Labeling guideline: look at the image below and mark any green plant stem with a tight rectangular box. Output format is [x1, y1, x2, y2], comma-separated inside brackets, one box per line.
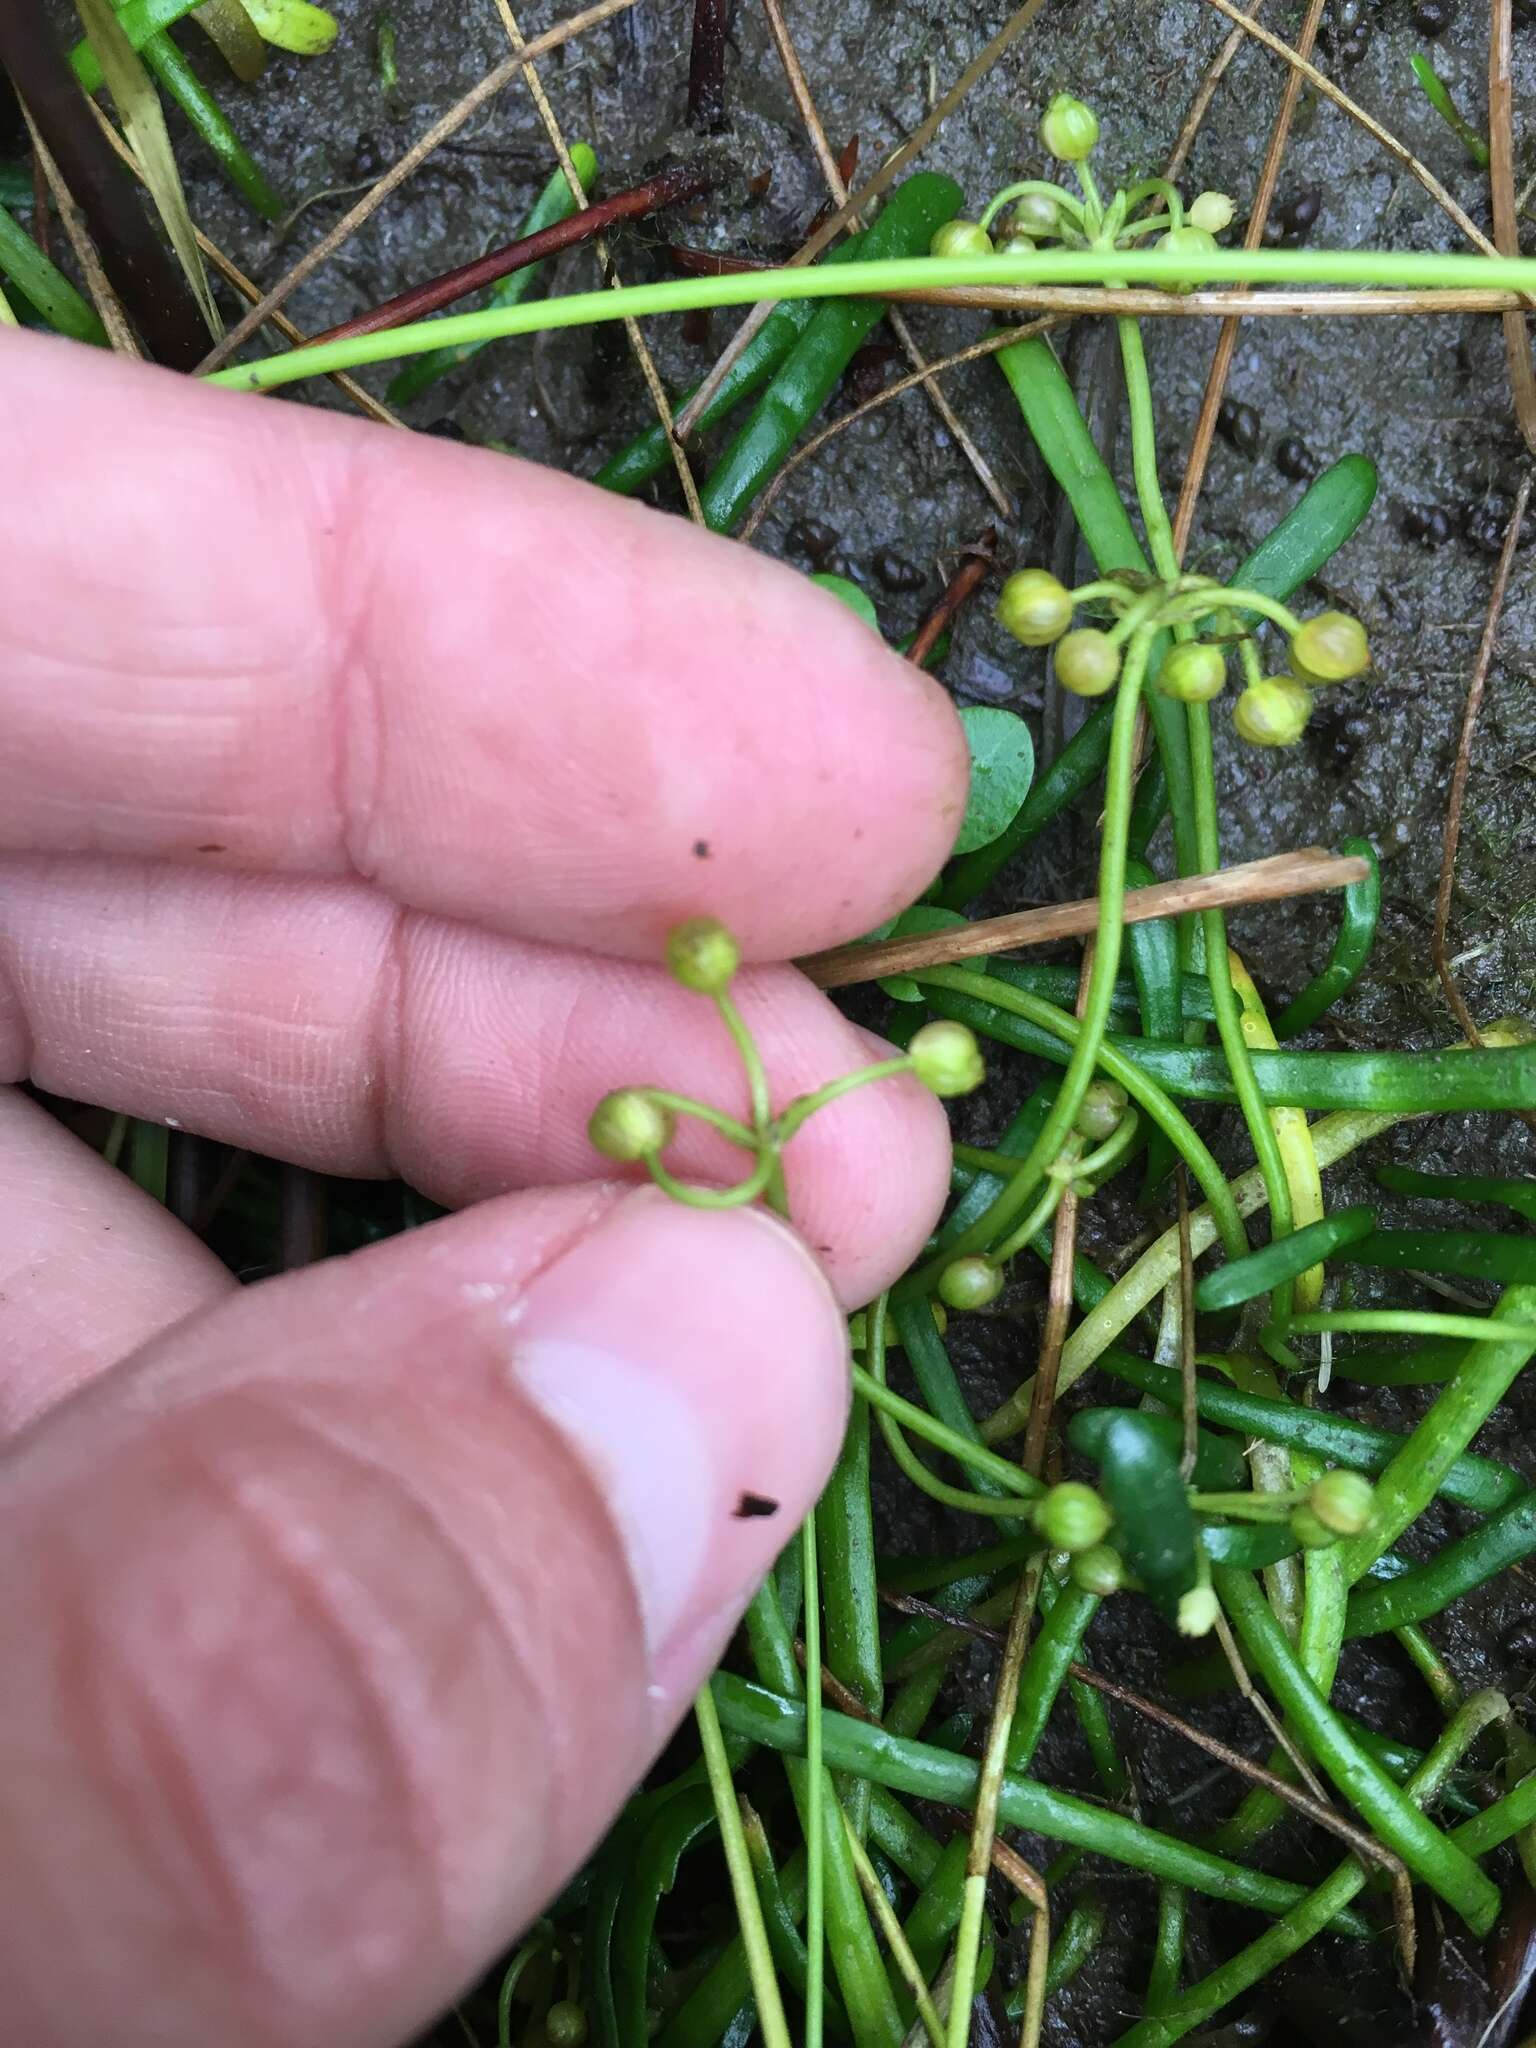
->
[710, 1674, 1371, 1932]
[1112, 1687, 1509, 2047]
[695, 1688, 792, 2048]
[840, 1817, 944, 2048]
[818, 1398, 882, 1828]
[1007, 1574, 1101, 1772]
[1397, 1620, 1462, 1713]
[1274, 837, 1380, 1037]
[139, 29, 283, 217]
[205, 247, 1536, 397]
[1373, 1164, 1536, 1225]
[1344, 1490, 1536, 1637]
[1282, 1309, 1536, 1344]
[1214, 1566, 1499, 1930]
[802, 1514, 825, 2048]
[1147, 1885, 1185, 2014]
[0, 199, 107, 340]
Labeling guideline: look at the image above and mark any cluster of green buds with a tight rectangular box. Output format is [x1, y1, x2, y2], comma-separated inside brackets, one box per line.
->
[928, 92, 1236, 294]
[588, 918, 988, 1208]
[934, 1078, 1136, 1313]
[994, 562, 1371, 745]
[1191, 1467, 1376, 1553]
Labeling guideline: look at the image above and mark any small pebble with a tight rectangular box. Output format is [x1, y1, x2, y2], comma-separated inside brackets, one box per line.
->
[785, 518, 838, 565]
[1504, 1615, 1536, 1661]
[1412, 0, 1452, 34]
[1461, 494, 1536, 554]
[1402, 502, 1454, 546]
[822, 550, 866, 584]
[873, 550, 925, 593]
[1216, 398, 1263, 457]
[1275, 435, 1320, 482]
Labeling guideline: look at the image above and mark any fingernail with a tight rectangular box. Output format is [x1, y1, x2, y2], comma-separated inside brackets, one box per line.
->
[507, 1193, 848, 1688]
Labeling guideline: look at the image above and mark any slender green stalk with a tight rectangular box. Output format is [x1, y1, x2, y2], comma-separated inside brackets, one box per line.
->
[1215, 1567, 1499, 1930]
[695, 1686, 793, 2048]
[1344, 1490, 1536, 1638]
[1007, 1573, 1100, 1773]
[1333, 1285, 1536, 1585]
[0, 200, 107, 341]
[1146, 1885, 1185, 2014]
[840, 1817, 945, 2048]
[139, 30, 283, 217]
[802, 1513, 825, 2048]
[818, 1397, 882, 1831]
[1396, 1621, 1462, 1715]
[205, 246, 1536, 394]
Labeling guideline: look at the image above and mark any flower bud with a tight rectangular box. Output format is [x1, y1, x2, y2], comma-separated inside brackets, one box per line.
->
[1040, 93, 1099, 162]
[1309, 1468, 1375, 1536]
[1156, 222, 1218, 294]
[997, 567, 1073, 647]
[1055, 627, 1121, 696]
[1233, 675, 1312, 747]
[547, 2003, 589, 2048]
[1290, 610, 1370, 682]
[1070, 1543, 1126, 1595]
[909, 1020, 986, 1098]
[1177, 1585, 1220, 1637]
[1074, 1078, 1128, 1141]
[1032, 1480, 1113, 1553]
[937, 1255, 1005, 1312]
[666, 916, 740, 994]
[1188, 190, 1235, 234]
[1290, 1503, 1339, 1550]
[996, 232, 1037, 259]
[1016, 191, 1063, 234]
[930, 219, 995, 260]
[588, 1089, 675, 1162]
[1156, 641, 1226, 703]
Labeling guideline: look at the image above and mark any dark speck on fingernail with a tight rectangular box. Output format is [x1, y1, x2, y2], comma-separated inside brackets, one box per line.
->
[734, 1491, 780, 1519]
[692, 839, 711, 859]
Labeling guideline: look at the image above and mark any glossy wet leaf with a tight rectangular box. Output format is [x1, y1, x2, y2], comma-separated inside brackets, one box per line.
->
[809, 573, 880, 632]
[953, 706, 1034, 856]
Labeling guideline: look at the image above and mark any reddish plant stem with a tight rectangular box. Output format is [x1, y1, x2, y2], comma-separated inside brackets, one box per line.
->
[308, 159, 717, 347]
[687, 0, 730, 131]
[905, 532, 995, 670]
[0, 0, 207, 366]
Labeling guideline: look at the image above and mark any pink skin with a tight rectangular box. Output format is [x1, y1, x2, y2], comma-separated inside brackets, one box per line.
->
[0, 333, 971, 2048]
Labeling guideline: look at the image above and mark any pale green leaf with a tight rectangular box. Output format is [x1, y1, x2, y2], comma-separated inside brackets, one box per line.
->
[73, 0, 221, 337]
[809, 572, 880, 633]
[953, 705, 1034, 855]
[239, 0, 339, 56]
[876, 905, 978, 1003]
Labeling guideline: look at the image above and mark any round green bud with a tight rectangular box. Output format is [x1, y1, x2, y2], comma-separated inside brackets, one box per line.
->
[1016, 191, 1062, 234]
[1290, 1503, 1339, 1550]
[1070, 1543, 1125, 1596]
[930, 218, 995, 260]
[546, 2003, 589, 2048]
[1040, 93, 1099, 162]
[665, 916, 740, 994]
[1155, 222, 1218, 295]
[1290, 610, 1370, 683]
[996, 231, 1037, 260]
[588, 1089, 675, 1162]
[1177, 1585, 1220, 1638]
[1187, 189, 1235, 234]
[1233, 675, 1312, 747]
[1032, 1481, 1113, 1554]
[1055, 627, 1121, 697]
[1482, 1015, 1536, 1048]
[909, 1020, 986, 1098]
[937, 1255, 1004, 1312]
[1308, 1468, 1375, 1537]
[996, 567, 1073, 647]
[1156, 640, 1226, 703]
[1074, 1078, 1128, 1142]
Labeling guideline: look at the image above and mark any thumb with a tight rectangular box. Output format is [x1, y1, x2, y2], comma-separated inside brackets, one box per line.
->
[0, 1184, 849, 2048]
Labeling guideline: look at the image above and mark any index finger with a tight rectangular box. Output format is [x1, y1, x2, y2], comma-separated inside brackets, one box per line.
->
[1, 332, 968, 960]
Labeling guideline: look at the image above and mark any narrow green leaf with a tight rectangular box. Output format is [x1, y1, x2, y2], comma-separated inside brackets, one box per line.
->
[73, 0, 221, 336]
[809, 573, 880, 632]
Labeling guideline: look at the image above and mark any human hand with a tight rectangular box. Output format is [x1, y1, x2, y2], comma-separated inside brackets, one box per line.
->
[0, 331, 967, 2047]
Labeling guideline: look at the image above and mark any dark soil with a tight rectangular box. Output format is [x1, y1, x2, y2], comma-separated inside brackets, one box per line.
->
[124, 1, 1536, 2040]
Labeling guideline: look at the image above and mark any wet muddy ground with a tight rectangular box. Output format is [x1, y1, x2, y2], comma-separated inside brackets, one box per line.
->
[140, 0, 1536, 2038]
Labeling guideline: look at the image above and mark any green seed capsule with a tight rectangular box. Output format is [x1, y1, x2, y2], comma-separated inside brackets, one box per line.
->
[1055, 627, 1121, 696]
[1015, 191, 1063, 233]
[1040, 93, 1099, 161]
[546, 2003, 589, 2048]
[1291, 609, 1370, 682]
[937, 1254, 1004, 1312]
[1032, 1480, 1113, 1553]
[1155, 222, 1218, 294]
[1074, 1077, 1128, 1141]
[930, 218, 995, 260]
[996, 567, 1073, 647]
[588, 1089, 675, 1162]
[1188, 190, 1235, 234]
[1156, 641, 1226, 703]
[665, 916, 740, 993]
[909, 1020, 986, 1097]
[1290, 1503, 1339, 1550]
[1309, 1468, 1375, 1536]
[1233, 675, 1312, 747]
[1070, 1543, 1125, 1595]
[996, 231, 1037, 260]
